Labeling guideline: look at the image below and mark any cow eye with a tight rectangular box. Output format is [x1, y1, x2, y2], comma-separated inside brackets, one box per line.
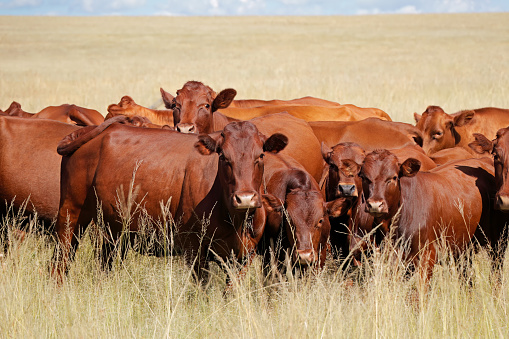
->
[205, 104, 210, 109]
[259, 153, 265, 159]
[432, 131, 443, 139]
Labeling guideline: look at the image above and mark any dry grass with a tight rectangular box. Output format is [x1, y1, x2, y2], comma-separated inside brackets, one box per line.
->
[1, 14, 508, 122]
[1, 13, 509, 338]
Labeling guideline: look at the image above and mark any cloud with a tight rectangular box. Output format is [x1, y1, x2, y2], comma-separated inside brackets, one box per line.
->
[0, 0, 41, 8]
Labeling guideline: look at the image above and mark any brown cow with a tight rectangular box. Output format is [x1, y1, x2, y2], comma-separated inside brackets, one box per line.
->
[4, 101, 104, 126]
[414, 105, 509, 156]
[0, 116, 80, 226]
[429, 146, 476, 165]
[106, 95, 174, 127]
[358, 150, 506, 282]
[161, 81, 390, 134]
[260, 152, 334, 271]
[469, 130, 509, 211]
[52, 121, 287, 283]
[309, 118, 422, 149]
[229, 96, 341, 108]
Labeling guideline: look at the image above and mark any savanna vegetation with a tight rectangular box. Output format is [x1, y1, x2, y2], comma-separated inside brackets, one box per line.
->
[1, 13, 509, 337]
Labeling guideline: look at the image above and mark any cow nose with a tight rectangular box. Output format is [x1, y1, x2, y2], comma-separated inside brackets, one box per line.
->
[232, 191, 259, 209]
[295, 249, 316, 266]
[176, 123, 195, 134]
[496, 194, 509, 211]
[338, 184, 357, 197]
[366, 199, 386, 214]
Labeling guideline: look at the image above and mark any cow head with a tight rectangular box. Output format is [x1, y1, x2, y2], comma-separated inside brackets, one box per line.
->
[360, 150, 421, 220]
[469, 129, 509, 211]
[321, 142, 365, 200]
[195, 121, 287, 216]
[262, 171, 331, 268]
[161, 81, 236, 134]
[414, 105, 474, 155]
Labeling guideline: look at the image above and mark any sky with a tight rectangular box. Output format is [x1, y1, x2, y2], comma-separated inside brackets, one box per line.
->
[0, 0, 507, 16]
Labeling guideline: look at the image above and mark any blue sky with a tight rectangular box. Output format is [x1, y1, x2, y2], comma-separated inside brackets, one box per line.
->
[0, 0, 507, 16]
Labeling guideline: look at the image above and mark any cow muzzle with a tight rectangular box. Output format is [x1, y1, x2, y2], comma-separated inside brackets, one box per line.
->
[294, 249, 316, 266]
[496, 194, 509, 212]
[176, 123, 196, 134]
[232, 191, 260, 210]
[338, 183, 357, 197]
[365, 199, 388, 216]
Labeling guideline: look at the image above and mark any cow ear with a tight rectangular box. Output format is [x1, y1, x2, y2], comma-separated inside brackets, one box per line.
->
[453, 110, 475, 127]
[195, 134, 220, 155]
[413, 112, 422, 124]
[340, 159, 361, 177]
[263, 133, 288, 153]
[468, 133, 493, 154]
[321, 142, 333, 163]
[326, 198, 351, 218]
[399, 158, 421, 177]
[262, 194, 283, 213]
[120, 96, 135, 107]
[160, 88, 175, 109]
[212, 88, 237, 112]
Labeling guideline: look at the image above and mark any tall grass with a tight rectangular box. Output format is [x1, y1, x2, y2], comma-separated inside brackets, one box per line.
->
[1, 212, 509, 337]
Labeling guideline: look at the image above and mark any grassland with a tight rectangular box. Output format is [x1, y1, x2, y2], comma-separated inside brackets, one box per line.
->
[1, 13, 509, 338]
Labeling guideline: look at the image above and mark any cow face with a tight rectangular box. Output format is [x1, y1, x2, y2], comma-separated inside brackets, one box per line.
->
[414, 106, 474, 155]
[321, 142, 364, 200]
[360, 150, 420, 219]
[470, 129, 509, 211]
[195, 121, 288, 214]
[263, 189, 330, 267]
[161, 81, 236, 134]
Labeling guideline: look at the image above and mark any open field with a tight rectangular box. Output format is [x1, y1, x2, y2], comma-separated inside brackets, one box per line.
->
[1, 13, 509, 338]
[1, 13, 509, 122]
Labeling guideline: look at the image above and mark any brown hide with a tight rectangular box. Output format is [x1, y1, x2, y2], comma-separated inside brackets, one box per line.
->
[430, 146, 475, 165]
[229, 96, 341, 108]
[414, 105, 509, 156]
[309, 118, 422, 149]
[0, 116, 80, 224]
[52, 121, 287, 282]
[4, 101, 104, 126]
[359, 150, 506, 282]
[107, 95, 173, 127]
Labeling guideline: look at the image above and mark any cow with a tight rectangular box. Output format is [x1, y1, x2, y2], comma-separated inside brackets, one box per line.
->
[106, 95, 174, 127]
[320, 142, 435, 264]
[160, 81, 391, 134]
[4, 101, 104, 126]
[469, 129, 509, 211]
[0, 116, 81, 227]
[228, 96, 341, 108]
[309, 118, 422, 149]
[357, 150, 507, 283]
[260, 152, 336, 274]
[414, 105, 509, 156]
[429, 147, 476, 166]
[51, 120, 288, 284]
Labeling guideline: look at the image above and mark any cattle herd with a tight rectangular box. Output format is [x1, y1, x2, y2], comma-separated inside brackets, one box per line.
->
[2, 80, 509, 287]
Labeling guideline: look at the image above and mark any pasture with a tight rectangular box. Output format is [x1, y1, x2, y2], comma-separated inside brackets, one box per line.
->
[1, 13, 509, 337]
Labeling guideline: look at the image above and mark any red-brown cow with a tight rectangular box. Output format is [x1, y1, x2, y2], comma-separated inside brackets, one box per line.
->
[0, 116, 81, 226]
[160, 81, 391, 134]
[414, 105, 509, 156]
[229, 96, 341, 108]
[106, 96, 173, 127]
[469, 130, 509, 211]
[429, 146, 476, 165]
[310, 118, 423, 149]
[4, 101, 104, 126]
[52, 121, 287, 283]
[358, 150, 506, 282]
[260, 152, 335, 271]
